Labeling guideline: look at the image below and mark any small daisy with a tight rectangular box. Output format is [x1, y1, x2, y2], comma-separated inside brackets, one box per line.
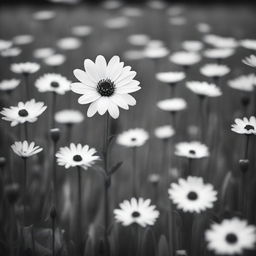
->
[204, 48, 234, 60]
[102, 0, 123, 10]
[55, 109, 84, 125]
[156, 71, 186, 85]
[186, 81, 222, 97]
[44, 54, 66, 67]
[13, 35, 34, 45]
[11, 62, 40, 75]
[200, 64, 230, 78]
[168, 176, 217, 213]
[169, 51, 201, 67]
[231, 116, 256, 135]
[33, 10, 56, 21]
[182, 41, 203, 52]
[148, 173, 161, 184]
[71, 25, 92, 37]
[144, 46, 170, 59]
[56, 143, 99, 170]
[0, 79, 20, 92]
[197, 23, 211, 33]
[169, 17, 186, 26]
[228, 74, 255, 92]
[124, 50, 145, 61]
[117, 128, 149, 147]
[240, 39, 256, 51]
[33, 48, 55, 59]
[205, 218, 256, 255]
[0, 99, 47, 127]
[242, 55, 256, 68]
[154, 125, 175, 140]
[114, 198, 159, 227]
[35, 73, 71, 95]
[71, 55, 141, 119]
[105, 17, 130, 29]
[175, 141, 209, 159]
[57, 37, 82, 50]
[0, 39, 12, 51]
[204, 35, 238, 48]
[1, 47, 21, 58]
[147, 0, 166, 10]
[128, 34, 150, 46]
[157, 98, 187, 113]
[11, 141, 43, 158]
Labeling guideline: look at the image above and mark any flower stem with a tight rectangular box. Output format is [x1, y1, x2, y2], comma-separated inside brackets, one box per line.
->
[24, 122, 28, 141]
[23, 74, 30, 100]
[51, 92, 57, 128]
[52, 216, 55, 256]
[132, 147, 137, 197]
[244, 135, 250, 159]
[66, 124, 73, 144]
[52, 140, 57, 206]
[22, 157, 27, 227]
[77, 166, 83, 255]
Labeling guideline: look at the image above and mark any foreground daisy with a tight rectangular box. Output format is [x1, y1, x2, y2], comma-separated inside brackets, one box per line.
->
[114, 198, 159, 227]
[175, 141, 209, 159]
[71, 55, 141, 119]
[0, 79, 20, 92]
[11, 62, 40, 75]
[56, 143, 99, 170]
[55, 109, 84, 125]
[117, 128, 149, 147]
[228, 74, 255, 92]
[11, 141, 43, 158]
[157, 98, 187, 113]
[154, 125, 175, 140]
[231, 116, 256, 135]
[168, 176, 217, 213]
[186, 81, 222, 97]
[242, 55, 256, 68]
[35, 73, 71, 94]
[205, 218, 256, 255]
[0, 99, 47, 127]
[200, 64, 230, 79]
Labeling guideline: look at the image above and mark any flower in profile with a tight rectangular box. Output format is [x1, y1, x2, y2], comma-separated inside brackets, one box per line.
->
[35, 73, 71, 95]
[144, 45, 170, 59]
[186, 81, 222, 97]
[105, 17, 130, 29]
[204, 35, 238, 48]
[55, 109, 84, 125]
[11, 141, 43, 158]
[33, 48, 55, 59]
[182, 40, 203, 52]
[231, 116, 256, 135]
[169, 51, 201, 67]
[147, 0, 166, 9]
[156, 71, 186, 85]
[0, 79, 20, 92]
[197, 23, 211, 33]
[1, 47, 21, 58]
[228, 74, 255, 92]
[71, 55, 141, 119]
[0, 39, 12, 51]
[168, 176, 217, 213]
[102, 0, 122, 10]
[205, 218, 256, 255]
[242, 55, 256, 68]
[13, 35, 34, 45]
[128, 34, 150, 46]
[0, 99, 47, 127]
[200, 64, 230, 78]
[169, 17, 186, 26]
[117, 128, 149, 147]
[57, 37, 82, 50]
[204, 48, 234, 60]
[44, 54, 66, 67]
[71, 25, 92, 37]
[175, 141, 209, 159]
[33, 10, 56, 21]
[123, 50, 145, 61]
[56, 143, 99, 169]
[157, 98, 187, 113]
[154, 125, 175, 140]
[11, 62, 40, 75]
[240, 39, 256, 51]
[148, 173, 161, 184]
[114, 198, 159, 227]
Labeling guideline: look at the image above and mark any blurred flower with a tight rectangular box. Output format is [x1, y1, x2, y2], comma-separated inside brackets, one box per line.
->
[11, 62, 40, 75]
[205, 218, 256, 255]
[204, 35, 238, 48]
[71, 25, 92, 37]
[242, 55, 256, 68]
[228, 74, 255, 92]
[13, 35, 34, 45]
[197, 23, 211, 33]
[0, 79, 20, 92]
[0, 39, 12, 51]
[71, 55, 140, 119]
[175, 141, 209, 159]
[204, 48, 234, 60]
[122, 7, 143, 17]
[55, 109, 84, 124]
[44, 54, 66, 67]
[157, 98, 187, 112]
[147, 40, 164, 48]
[33, 48, 55, 59]
[123, 50, 145, 60]
[240, 39, 256, 51]
[102, 0, 123, 10]
[0, 99, 47, 127]
[200, 64, 230, 78]
[186, 81, 222, 97]
[57, 37, 82, 50]
[11, 141, 43, 158]
[182, 41, 203, 52]
[231, 116, 256, 135]
[56, 143, 99, 169]
[147, 0, 167, 9]
[1, 47, 21, 57]
[114, 198, 159, 227]
[169, 51, 201, 67]
[105, 17, 130, 29]
[33, 10, 56, 21]
[148, 173, 161, 184]
[35, 73, 71, 94]
[167, 6, 184, 16]
[117, 128, 149, 147]
[144, 46, 170, 59]
[169, 17, 187, 26]
[154, 125, 175, 139]
[156, 71, 185, 85]
[168, 176, 217, 213]
[128, 34, 150, 46]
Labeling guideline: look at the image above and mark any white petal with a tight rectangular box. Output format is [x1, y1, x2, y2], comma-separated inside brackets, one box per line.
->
[78, 92, 100, 104]
[97, 97, 109, 115]
[87, 101, 98, 117]
[95, 55, 107, 79]
[73, 69, 96, 87]
[108, 101, 119, 119]
[84, 59, 100, 82]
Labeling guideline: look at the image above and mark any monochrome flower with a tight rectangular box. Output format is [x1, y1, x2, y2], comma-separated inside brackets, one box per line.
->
[0, 99, 47, 127]
[204, 48, 234, 60]
[124, 50, 145, 61]
[169, 51, 201, 67]
[117, 128, 149, 147]
[105, 17, 130, 29]
[71, 55, 141, 119]
[11, 141, 43, 158]
[200, 64, 230, 78]
[56, 143, 99, 169]
[231, 116, 256, 135]
[205, 218, 256, 255]
[44, 54, 66, 67]
[0, 39, 12, 51]
[168, 176, 217, 213]
[240, 39, 256, 51]
[228, 74, 255, 92]
[186, 81, 222, 97]
[71, 25, 92, 37]
[13, 35, 34, 45]
[33, 48, 55, 59]
[57, 37, 82, 50]
[114, 198, 160, 227]
[55, 109, 84, 125]
[156, 71, 186, 85]
[242, 55, 256, 68]
[1, 47, 21, 57]
[33, 10, 56, 21]
[11, 62, 40, 75]
[197, 23, 211, 33]
[128, 34, 150, 46]
[0, 79, 20, 92]
[154, 125, 175, 139]
[157, 98, 187, 112]
[204, 35, 238, 48]
[144, 46, 170, 59]
[182, 40, 203, 52]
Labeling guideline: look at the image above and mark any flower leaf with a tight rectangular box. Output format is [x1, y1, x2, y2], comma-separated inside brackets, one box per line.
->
[110, 161, 123, 175]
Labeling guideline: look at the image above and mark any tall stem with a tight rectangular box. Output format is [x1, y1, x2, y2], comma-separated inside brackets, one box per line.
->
[51, 92, 57, 128]
[66, 124, 73, 144]
[23, 74, 30, 100]
[132, 147, 137, 197]
[24, 122, 28, 141]
[244, 135, 250, 159]
[52, 217, 55, 256]
[77, 166, 82, 255]
[22, 157, 27, 227]
[52, 141, 57, 206]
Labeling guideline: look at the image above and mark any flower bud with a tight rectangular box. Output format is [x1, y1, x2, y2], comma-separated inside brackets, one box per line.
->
[50, 128, 60, 143]
[239, 159, 249, 173]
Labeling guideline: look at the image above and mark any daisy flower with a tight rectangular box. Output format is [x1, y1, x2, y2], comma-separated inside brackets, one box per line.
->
[204, 48, 234, 60]
[169, 17, 187, 26]
[33, 48, 55, 59]
[205, 218, 256, 255]
[128, 34, 150, 46]
[0, 99, 47, 127]
[11, 141, 43, 158]
[13, 35, 34, 45]
[204, 35, 238, 48]
[242, 55, 256, 68]
[44, 54, 66, 67]
[35, 73, 71, 95]
[182, 40, 203, 52]
[71, 55, 141, 119]
[124, 50, 145, 61]
[186, 81, 222, 97]
[156, 71, 186, 85]
[154, 125, 175, 140]
[228, 74, 255, 92]
[175, 141, 209, 159]
[57, 37, 82, 50]
[169, 51, 201, 67]
[117, 128, 149, 147]
[157, 98, 187, 113]
[33, 10, 56, 21]
[105, 17, 130, 30]
[55, 109, 84, 125]
[231, 116, 256, 135]
[102, 0, 123, 10]
[56, 143, 99, 170]
[197, 23, 211, 33]
[11, 62, 40, 75]
[1, 47, 21, 58]
[143, 46, 170, 59]
[200, 64, 230, 78]
[168, 176, 217, 213]
[71, 25, 92, 37]
[114, 198, 159, 227]
[0, 79, 20, 92]
[240, 39, 256, 51]
[0, 39, 12, 51]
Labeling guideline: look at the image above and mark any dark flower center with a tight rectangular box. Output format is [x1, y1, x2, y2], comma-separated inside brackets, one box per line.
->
[244, 125, 254, 131]
[131, 137, 137, 142]
[97, 79, 115, 97]
[73, 154, 82, 162]
[51, 81, 59, 88]
[189, 149, 196, 154]
[132, 211, 140, 218]
[225, 233, 238, 244]
[187, 191, 198, 200]
[18, 109, 29, 117]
